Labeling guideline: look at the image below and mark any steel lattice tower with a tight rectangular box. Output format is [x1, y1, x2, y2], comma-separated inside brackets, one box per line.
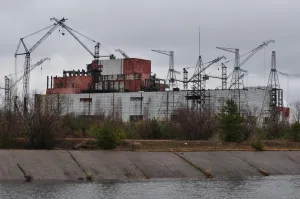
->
[4, 76, 11, 109]
[261, 51, 283, 123]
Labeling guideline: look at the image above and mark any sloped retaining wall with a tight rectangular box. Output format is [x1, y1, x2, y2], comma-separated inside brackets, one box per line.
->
[0, 150, 299, 181]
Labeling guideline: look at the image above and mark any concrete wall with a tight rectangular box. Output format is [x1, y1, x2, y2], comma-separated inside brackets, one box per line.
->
[0, 151, 299, 181]
[57, 87, 267, 121]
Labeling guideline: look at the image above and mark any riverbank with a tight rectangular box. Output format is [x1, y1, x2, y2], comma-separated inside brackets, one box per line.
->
[12, 138, 300, 151]
[0, 150, 299, 181]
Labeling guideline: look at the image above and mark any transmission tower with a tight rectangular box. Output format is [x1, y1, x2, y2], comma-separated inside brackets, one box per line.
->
[186, 56, 226, 113]
[260, 51, 283, 123]
[152, 50, 180, 120]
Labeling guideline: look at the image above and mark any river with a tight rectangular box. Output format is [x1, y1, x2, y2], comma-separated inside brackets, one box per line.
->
[0, 176, 299, 199]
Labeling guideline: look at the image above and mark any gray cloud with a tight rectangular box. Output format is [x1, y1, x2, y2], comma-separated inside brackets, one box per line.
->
[1, 0, 300, 105]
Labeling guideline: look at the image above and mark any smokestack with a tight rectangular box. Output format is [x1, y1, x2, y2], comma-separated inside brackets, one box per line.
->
[50, 76, 53, 89]
[47, 76, 49, 89]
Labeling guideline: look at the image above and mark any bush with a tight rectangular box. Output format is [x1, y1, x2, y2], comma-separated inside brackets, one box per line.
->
[251, 140, 264, 151]
[90, 122, 125, 150]
[62, 114, 90, 137]
[171, 107, 216, 140]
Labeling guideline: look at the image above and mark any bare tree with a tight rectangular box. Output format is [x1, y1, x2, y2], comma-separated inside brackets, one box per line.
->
[291, 101, 300, 123]
[15, 93, 70, 149]
[171, 105, 217, 140]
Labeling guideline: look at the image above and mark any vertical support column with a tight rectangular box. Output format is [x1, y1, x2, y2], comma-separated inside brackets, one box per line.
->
[221, 63, 227, 90]
[183, 68, 188, 90]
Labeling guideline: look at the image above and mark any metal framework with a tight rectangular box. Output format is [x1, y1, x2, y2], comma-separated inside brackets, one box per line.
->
[183, 68, 188, 90]
[4, 76, 10, 109]
[261, 51, 283, 123]
[186, 56, 226, 113]
[115, 48, 130, 59]
[152, 49, 180, 120]
[217, 40, 274, 111]
[221, 63, 227, 89]
[14, 17, 114, 112]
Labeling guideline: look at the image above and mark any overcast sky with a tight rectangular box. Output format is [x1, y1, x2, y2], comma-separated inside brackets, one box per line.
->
[0, 0, 300, 106]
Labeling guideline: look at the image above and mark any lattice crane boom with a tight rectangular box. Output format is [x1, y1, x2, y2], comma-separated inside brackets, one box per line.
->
[115, 49, 130, 59]
[10, 58, 50, 90]
[188, 56, 226, 82]
[239, 40, 275, 68]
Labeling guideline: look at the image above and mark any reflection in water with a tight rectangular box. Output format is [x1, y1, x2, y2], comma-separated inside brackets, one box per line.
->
[0, 176, 299, 199]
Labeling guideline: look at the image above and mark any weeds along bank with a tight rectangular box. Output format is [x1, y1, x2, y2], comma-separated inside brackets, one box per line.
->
[0, 94, 299, 150]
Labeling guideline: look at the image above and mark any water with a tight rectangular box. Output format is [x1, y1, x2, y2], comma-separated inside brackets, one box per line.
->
[0, 176, 299, 199]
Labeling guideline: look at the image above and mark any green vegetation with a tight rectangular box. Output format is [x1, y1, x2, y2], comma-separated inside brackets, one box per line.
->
[217, 100, 245, 142]
[251, 141, 264, 151]
[0, 94, 299, 150]
[286, 122, 300, 142]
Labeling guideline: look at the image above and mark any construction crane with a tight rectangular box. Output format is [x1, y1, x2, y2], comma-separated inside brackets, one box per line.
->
[217, 40, 274, 111]
[15, 17, 115, 112]
[151, 49, 181, 120]
[115, 49, 130, 59]
[4, 58, 50, 109]
[151, 50, 180, 90]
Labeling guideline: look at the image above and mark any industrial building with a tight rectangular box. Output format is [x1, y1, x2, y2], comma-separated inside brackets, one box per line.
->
[41, 55, 282, 121]
[2, 17, 289, 123]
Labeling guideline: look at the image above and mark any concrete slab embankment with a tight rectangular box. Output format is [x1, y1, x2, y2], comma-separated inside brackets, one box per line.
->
[70, 151, 205, 180]
[0, 151, 24, 180]
[0, 150, 299, 181]
[177, 152, 265, 178]
[232, 151, 300, 175]
[125, 152, 205, 179]
[10, 150, 86, 180]
[69, 151, 147, 180]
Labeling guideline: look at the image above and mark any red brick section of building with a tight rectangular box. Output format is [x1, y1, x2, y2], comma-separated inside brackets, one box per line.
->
[46, 76, 92, 94]
[46, 58, 156, 94]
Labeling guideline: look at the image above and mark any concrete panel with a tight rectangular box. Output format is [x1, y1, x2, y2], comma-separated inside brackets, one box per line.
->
[69, 151, 146, 180]
[232, 151, 300, 175]
[100, 59, 123, 75]
[0, 151, 24, 180]
[180, 151, 263, 178]
[125, 152, 205, 179]
[285, 151, 300, 164]
[11, 150, 85, 180]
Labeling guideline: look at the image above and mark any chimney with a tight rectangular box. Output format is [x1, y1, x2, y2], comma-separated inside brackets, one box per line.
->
[47, 76, 49, 89]
[50, 76, 53, 89]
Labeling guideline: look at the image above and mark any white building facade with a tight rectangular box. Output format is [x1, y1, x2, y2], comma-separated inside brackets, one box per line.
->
[52, 86, 268, 121]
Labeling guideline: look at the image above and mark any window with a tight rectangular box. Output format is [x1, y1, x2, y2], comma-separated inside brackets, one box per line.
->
[130, 97, 143, 101]
[80, 98, 92, 102]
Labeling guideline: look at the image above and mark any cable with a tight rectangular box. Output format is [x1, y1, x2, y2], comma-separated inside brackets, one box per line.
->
[23, 24, 55, 39]
[63, 24, 97, 43]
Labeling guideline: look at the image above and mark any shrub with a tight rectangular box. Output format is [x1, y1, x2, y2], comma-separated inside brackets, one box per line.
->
[15, 94, 70, 149]
[251, 140, 264, 151]
[171, 107, 216, 140]
[90, 122, 119, 150]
